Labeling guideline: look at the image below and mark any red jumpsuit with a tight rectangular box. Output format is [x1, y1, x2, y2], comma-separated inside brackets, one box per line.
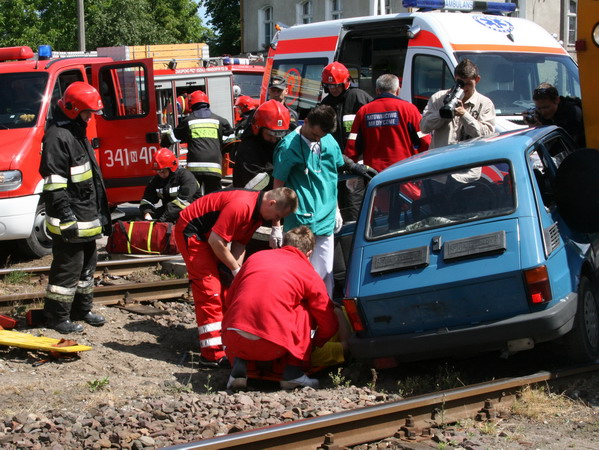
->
[174, 189, 264, 361]
[222, 246, 338, 363]
[345, 93, 429, 172]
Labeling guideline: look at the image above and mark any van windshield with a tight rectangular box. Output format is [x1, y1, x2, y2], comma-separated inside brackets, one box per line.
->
[0, 73, 48, 129]
[457, 52, 580, 116]
[367, 161, 515, 240]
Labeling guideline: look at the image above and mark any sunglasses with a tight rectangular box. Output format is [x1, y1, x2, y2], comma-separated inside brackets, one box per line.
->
[323, 83, 344, 89]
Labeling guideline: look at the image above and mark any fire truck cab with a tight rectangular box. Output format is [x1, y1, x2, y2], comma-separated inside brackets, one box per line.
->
[262, 0, 580, 133]
[0, 45, 159, 258]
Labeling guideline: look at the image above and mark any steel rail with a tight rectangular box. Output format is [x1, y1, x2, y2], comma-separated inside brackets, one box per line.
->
[0, 278, 190, 312]
[0, 255, 180, 281]
[166, 362, 599, 450]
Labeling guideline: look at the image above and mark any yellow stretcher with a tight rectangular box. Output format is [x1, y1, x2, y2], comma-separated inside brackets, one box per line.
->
[0, 330, 92, 353]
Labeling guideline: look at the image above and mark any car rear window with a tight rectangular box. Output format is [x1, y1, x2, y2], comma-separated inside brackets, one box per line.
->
[367, 161, 515, 239]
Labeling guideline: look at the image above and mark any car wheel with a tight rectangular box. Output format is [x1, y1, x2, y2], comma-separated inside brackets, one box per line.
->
[17, 202, 52, 259]
[563, 276, 599, 362]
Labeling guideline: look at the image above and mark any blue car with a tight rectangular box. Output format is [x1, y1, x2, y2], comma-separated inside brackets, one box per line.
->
[340, 126, 599, 368]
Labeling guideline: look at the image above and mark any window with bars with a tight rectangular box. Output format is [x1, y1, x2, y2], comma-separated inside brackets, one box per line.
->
[331, 0, 342, 19]
[566, 0, 577, 47]
[300, 1, 312, 24]
[261, 6, 274, 49]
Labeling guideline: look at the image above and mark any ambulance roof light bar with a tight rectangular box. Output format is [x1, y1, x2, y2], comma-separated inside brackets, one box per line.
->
[402, 0, 516, 14]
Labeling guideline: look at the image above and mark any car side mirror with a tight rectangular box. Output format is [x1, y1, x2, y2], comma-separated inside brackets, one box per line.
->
[554, 148, 599, 233]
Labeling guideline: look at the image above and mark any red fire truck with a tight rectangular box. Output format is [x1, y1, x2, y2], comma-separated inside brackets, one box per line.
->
[0, 45, 161, 258]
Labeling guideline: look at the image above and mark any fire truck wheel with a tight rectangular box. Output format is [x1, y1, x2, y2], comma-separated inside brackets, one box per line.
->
[18, 203, 52, 259]
[563, 276, 599, 362]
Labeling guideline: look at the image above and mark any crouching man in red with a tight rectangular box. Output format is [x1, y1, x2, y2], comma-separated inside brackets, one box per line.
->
[174, 187, 298, 367]
[222, 226, 339, 390]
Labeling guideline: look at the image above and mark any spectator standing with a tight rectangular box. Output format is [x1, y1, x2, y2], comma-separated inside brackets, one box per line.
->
[222, 226, 338, 390]
[140, 148, 199, 223]
[233, 100, 291, 190]
[345, 74, 428, 172]
[174, 90, 234, 195]
[39, 82, 110, 334]
[320, 62, 373, 222]
[523, 82, 586, 147]
[267, 75, 299, 129]
[421, 59, 495, 149]
[174, 187, 297, 367]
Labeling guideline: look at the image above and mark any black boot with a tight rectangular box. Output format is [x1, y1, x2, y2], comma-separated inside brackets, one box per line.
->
[73, 311, 106, 326]
[54, 320, 84, 334]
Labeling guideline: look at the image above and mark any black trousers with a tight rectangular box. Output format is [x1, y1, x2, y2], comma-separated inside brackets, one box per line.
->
[43, 239, 97, 325]
[193, 173, 222, 196]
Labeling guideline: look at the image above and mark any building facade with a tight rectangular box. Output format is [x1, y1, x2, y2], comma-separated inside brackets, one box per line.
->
[240, 0, 577, 57]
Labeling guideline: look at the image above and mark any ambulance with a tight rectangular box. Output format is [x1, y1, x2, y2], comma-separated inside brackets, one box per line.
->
[575, 0, 599, 148]
[0, 45, 159, 258]
[261, 0, 580, 133]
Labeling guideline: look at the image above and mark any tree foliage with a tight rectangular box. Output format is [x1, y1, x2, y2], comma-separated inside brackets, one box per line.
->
[200, 0, 240, 56]
[0, 0, 212, 51]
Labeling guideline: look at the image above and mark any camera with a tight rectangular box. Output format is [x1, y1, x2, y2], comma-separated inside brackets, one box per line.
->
[439, 80, 465, 119]
[522, 107, 538, 124]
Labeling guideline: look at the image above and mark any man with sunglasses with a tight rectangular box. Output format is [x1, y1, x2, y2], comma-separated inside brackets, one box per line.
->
[524, 83, 585, 148]
[319, 62, 373, 222]
[233, 100, 291, 190]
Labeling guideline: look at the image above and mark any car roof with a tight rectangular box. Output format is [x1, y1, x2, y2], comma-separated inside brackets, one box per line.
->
[371, 126, 559, 185]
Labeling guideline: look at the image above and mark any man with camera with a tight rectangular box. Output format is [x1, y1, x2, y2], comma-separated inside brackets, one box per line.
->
[421, 59, 495, 149]
[523, 83, 586, 148]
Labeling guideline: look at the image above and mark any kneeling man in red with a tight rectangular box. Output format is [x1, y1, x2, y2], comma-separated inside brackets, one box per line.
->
[222, 226, 339, 390]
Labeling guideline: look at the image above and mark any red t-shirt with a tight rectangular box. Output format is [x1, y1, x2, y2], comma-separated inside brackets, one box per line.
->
[176, 189, 263, 244]
[223, 246, 338, 361]
[345, 94, 429, 172]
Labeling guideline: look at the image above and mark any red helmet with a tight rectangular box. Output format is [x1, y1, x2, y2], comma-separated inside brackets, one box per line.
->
[188, 90, 209, 108]
[58, 82, 104, 120]
[152, 148, 178, 172]
[251, 100, 291, 137]
[235, 95, 258, 114]
[321, 62, 351, 90]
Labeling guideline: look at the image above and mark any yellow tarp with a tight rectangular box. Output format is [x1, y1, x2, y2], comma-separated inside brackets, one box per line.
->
[0, 330, 92, 353]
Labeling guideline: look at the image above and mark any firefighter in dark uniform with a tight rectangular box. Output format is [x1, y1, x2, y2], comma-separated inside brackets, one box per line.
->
[140, 147, 199, 223]
[174, 90, 234, 195]
[267, 75, 298, 130]
[319, 62, 373, 222]
[39, 82, 110, 334]
[232, 100, 291, 190]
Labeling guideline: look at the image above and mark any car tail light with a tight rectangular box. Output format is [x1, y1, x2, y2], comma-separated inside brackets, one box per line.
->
[342, 298, 364, 332]
[524, 266, 552, 304]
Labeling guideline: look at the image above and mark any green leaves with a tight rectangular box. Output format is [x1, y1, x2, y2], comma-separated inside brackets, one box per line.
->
[0, 0, 212, 50]
[199, 0, 240, 56]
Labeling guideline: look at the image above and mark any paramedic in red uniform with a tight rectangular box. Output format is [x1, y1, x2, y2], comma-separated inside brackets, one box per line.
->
[174, 90, 234, 195]
[345, 74, 429, 172]
[319, 62, 373, 222]
[39, 82, 110, 334]
[222, 226, 338, 390]
[140, 148, 199, 223]
[174, 187, 298, 367]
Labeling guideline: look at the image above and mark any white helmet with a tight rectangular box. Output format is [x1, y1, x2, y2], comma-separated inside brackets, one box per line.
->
[233, 85, 241, 97]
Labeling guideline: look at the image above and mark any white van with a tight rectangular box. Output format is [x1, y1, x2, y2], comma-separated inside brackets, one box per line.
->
[261, 1, 580, 132]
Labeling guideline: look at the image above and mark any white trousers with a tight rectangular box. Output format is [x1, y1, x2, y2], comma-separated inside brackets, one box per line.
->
[310, 233, 334, 299]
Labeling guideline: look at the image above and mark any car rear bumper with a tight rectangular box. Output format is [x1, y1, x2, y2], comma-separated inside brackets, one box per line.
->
[348, 293, 577, 362]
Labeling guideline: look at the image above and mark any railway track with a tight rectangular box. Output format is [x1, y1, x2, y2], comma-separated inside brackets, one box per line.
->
[167, 362, 599, 450]
[0, 256, 189, 313]
[0, 255, 179, 282]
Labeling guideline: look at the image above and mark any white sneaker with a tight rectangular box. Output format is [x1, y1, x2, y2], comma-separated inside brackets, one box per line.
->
[227, 375, 247, 391]
[280, 374, 319, 390]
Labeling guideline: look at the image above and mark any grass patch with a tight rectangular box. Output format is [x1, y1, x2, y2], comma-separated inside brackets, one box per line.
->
[397, 363, 466, 397]
[87, 376, 110, 392]
[511, 385, 576, 421]
[4, 270, 32, 285]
